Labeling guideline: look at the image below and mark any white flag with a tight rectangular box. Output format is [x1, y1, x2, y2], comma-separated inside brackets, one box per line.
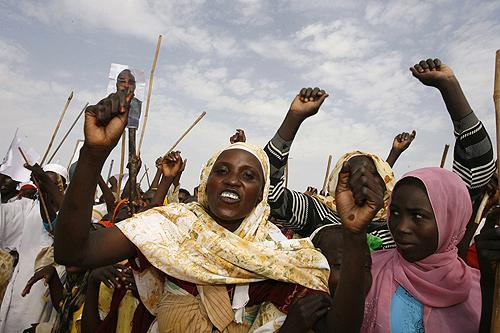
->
[0, 130, 40, 182]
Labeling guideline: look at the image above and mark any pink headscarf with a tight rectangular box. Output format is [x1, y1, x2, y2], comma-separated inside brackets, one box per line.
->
[362, 167, 481, 332]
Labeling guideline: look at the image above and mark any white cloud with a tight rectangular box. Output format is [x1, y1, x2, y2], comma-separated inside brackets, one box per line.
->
[0, 39, 27, 64]
[246, 36, 309, 66]
[228, 79, 253, 95]
[364, 0, 434, 28]
[19, 0, 241, 56]
[296, 20, 381, 59]
[1, 0, 499, 192]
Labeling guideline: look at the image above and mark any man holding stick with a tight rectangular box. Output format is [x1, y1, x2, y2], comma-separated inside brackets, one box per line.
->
[0, 162, 67, 333]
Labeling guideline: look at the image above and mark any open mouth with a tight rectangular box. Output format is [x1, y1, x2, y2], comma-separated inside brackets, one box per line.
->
[219, 189, 241, 203]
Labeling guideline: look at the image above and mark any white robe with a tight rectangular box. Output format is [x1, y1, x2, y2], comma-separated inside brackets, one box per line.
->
[0, 194, 24, 251]
[0, 198, 53, 333]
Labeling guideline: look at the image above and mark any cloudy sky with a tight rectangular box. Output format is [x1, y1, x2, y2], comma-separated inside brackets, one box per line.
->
[1, 0, 500, 192]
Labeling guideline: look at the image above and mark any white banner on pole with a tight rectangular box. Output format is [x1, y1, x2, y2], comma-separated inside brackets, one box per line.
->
[0, 130, 40, 182]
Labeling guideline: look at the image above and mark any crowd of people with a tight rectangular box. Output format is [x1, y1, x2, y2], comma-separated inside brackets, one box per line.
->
[1, 57, 500, 333]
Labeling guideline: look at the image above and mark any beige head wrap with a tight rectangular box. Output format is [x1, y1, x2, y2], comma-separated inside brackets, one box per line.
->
[315, 150, 395, 220]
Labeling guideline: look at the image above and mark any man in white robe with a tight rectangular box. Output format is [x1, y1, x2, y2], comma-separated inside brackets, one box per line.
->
[0, 164, 67, 333]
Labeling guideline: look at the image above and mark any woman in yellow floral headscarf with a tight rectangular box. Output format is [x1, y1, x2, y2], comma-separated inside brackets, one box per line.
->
[56, 137, 330, 332]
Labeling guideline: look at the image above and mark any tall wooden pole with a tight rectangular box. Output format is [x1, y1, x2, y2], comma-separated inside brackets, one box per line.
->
[48, 102, 88, 163]
[164, 111, 207, 156]
[145, 166, 151, 188]
[439, 144, 450, 168]
[139, 165, 151, 188]
[139, 168, 148, 184]
[41, 91, 73, 165]
[321, 155, 332, 194]
[491, 49, 500, 333]
[117, 132, 126, 201]
[67, 139, 84, 170]
[106, 159, 114, 184]
[138, 35, 162, 154]
[128, 128, 138, 213]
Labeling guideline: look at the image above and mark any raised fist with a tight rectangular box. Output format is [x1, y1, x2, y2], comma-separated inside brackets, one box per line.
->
[289, 87, 329, 119]
[335, 161, 384, 233]
[410, 58, 455, 88]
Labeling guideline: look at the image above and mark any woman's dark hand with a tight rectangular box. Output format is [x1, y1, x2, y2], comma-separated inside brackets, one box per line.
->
[335, 161, 384, 233]
[304, 186, 318, 197]
[279, 294, 332, 333]
[230, 129, 246, 144]
[22, 265, 57, 297]
[289, 87, 329, 120]
[391, 130, 416, 154]
[89, 264, 129, 289]
[159, 151, 183, 178]
[409, 58, 456, 89]
[84, 92, 133, 153]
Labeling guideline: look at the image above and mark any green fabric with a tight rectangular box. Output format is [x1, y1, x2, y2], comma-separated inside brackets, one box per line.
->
[367, 234, 383, 252]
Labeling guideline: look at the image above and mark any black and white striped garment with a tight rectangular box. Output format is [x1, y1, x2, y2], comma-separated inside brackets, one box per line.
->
[452, 112, 495, 202]
[264, 111, 494, 250]
[265, 132, 395, 249]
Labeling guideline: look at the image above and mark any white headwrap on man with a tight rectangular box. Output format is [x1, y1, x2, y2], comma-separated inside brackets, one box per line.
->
[43, 163, 69, 183]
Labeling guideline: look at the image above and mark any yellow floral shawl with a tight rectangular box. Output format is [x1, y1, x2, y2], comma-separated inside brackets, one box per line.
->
[315, 150, 395, 220]
[117, 143, 329, 291]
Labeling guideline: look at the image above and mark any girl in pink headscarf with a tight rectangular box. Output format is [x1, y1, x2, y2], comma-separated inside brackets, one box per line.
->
[335, 166, 481, 332]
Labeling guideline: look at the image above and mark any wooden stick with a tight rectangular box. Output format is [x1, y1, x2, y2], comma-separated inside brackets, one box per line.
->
[475, 192, 490, 225]
[145, 166, 151, 188]
[139, 165, 150, 185]
[139, 169, 148, 184]
[491, 49, 500, 333]
[138, 34, 163, 154]
[128, 128, 138, 214]
[67, 139, 84, 170]
[41, 91, 73, 165]
[164, 111, 207, 156]
[106, 159, 114, 184]
[321, 155, 332, 194]
[48, 103, 88, 164]
[117, 132, 126, 201]
[439, 144, 450, 168]
[18, 147, 52, 232]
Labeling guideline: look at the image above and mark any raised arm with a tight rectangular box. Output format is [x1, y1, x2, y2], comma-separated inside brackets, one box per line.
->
[151, 152, 183, 206]
[25, 163, 65, 222]
[325, 160, 384, 332]
[411, 58, 495, 259]
[266, 88, 331, 235]
[148, 157, 163, 192]
[172, 157, 186, 189]
[410, 58, 472, 121]
[278, 87, 328, 141]
[410, 58, 494, 200]
[385, 130, 416, 168]
[54, 92, 137, 268]
[98, 174, 116, 213]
